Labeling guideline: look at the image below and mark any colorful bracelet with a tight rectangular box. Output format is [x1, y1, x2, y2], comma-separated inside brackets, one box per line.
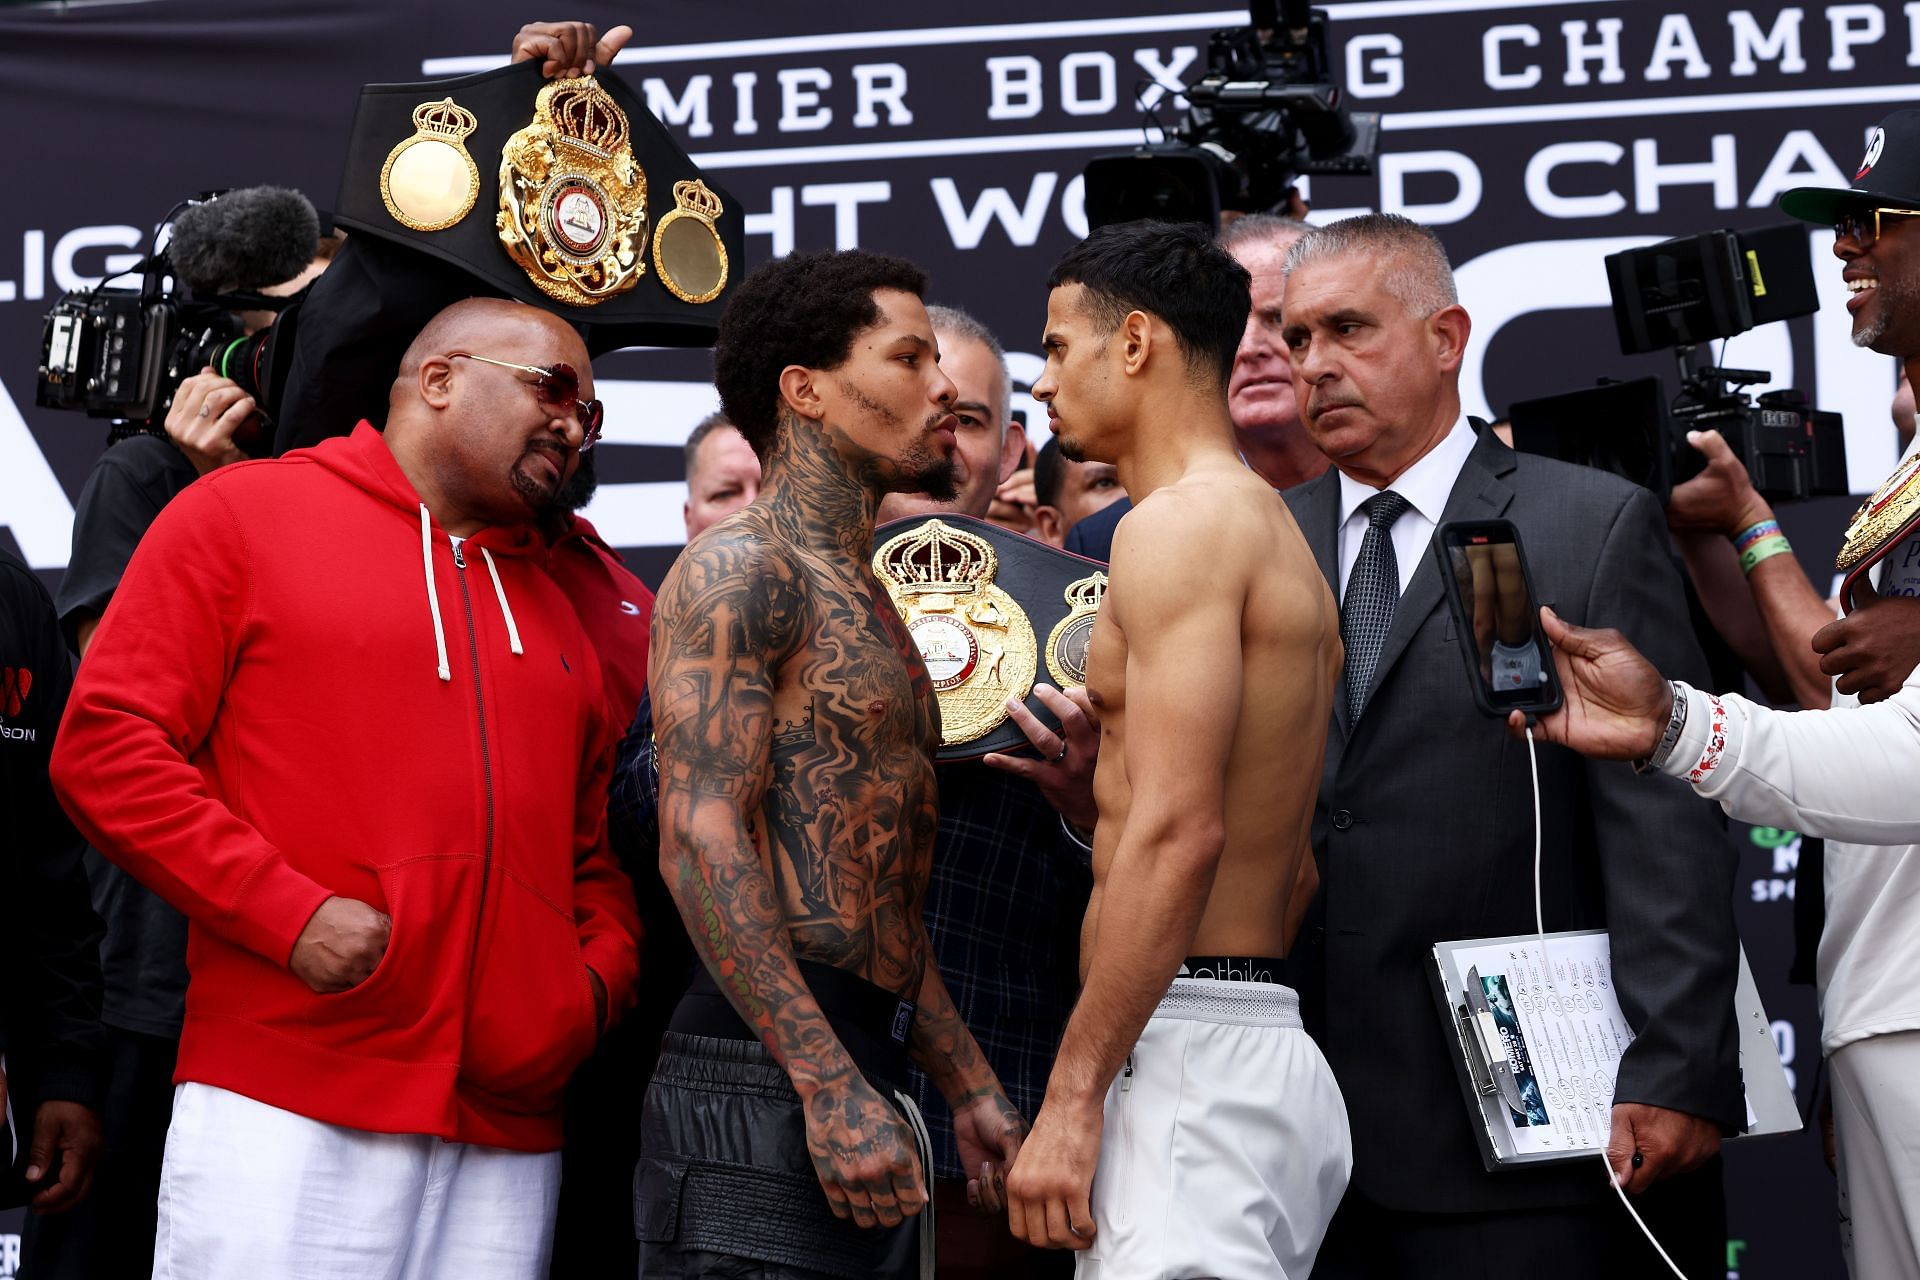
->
[1733, 518, 1782, 552]
[1739, 534, 1793, 574]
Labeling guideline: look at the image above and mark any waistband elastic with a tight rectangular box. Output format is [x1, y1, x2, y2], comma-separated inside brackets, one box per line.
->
[1154, 977, 1303, 1029]
[675, 957, 915, 1087]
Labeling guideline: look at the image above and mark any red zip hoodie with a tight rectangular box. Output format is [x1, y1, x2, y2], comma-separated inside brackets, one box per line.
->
[52, 423, 642, 1152]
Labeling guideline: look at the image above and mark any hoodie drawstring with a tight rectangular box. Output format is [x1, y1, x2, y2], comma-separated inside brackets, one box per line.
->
[420, 504, 526, 678]
[420, 504, 451, 682]
[480, 547, 524, 656]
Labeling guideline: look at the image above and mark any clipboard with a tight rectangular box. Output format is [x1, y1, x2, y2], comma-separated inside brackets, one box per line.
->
[1430, 929, 1801, 1171]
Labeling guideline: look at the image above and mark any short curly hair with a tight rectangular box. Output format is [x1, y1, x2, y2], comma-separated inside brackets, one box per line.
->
[713, 250, 930, 460]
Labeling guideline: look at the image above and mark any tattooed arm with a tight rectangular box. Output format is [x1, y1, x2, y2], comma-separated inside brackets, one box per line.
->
[910, 936, 1027, 1210]
[651, 527, 928, 1231]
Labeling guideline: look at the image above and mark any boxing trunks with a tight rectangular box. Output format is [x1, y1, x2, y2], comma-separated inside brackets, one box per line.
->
[1078, 973, 1353, 1280]
[635, 959, 932, 1280]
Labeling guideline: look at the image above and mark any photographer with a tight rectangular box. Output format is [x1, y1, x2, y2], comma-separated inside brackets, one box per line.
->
[1532, 110, 1920, 1280]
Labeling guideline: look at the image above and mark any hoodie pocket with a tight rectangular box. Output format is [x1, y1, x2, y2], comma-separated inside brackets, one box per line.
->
[460, 870, 599, 1112]
[304, 855, 479, 1056]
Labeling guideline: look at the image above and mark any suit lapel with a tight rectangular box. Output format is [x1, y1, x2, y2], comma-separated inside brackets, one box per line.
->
[1291, 470, 1349, 736]
[1360, 422, 1518, 709]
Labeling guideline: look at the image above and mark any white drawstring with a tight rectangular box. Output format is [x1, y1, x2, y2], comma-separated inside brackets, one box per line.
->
[479, 548, 524, 656]
[419, 504, 451, 682]
[892, 1090, 936, 1280]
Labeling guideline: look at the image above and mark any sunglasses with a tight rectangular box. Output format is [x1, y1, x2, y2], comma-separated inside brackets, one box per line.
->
[448, 352, 605, 451]
[1834, 206, 1920, 249]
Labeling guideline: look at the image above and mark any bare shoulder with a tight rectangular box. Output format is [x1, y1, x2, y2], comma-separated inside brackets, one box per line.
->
[1112, 468, 1306, 587]
[653, 514, 807, 661]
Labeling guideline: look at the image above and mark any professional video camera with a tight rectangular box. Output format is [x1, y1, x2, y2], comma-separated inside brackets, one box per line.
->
[1510, 223, 1848, 504]
[36, 186, 322, 441]
[1081, 0, 1379, 228]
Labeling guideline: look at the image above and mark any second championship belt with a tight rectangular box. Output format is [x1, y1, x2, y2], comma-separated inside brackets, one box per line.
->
[874, 514, 1108, 761]
[1838, 447, 1920, 610]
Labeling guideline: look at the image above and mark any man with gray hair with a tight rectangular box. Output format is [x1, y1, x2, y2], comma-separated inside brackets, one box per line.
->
[1065, 213, 1323, 563]
[1276, 213, 1743, 1276]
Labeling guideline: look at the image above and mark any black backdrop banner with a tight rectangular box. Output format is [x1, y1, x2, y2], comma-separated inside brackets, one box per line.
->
[1, 2, 1886, 1274]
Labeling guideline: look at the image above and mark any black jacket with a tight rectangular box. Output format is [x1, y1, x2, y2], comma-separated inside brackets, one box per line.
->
[0, 547, 107, 1123]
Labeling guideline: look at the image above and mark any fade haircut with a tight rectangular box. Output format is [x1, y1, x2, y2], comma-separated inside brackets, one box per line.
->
[926, 303, 1011, 422]
[712, 249, 930, 460]
[1045, 220, 1250, 387]
[1217, 212, 1312, 254]
[1032, 435, 1067, 509]
[682, 409, 736, 476]
[1282, 213, 1459, 318]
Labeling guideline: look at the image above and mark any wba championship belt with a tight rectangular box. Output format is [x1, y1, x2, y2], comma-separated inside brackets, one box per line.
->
[873, 514, 1108, 761]
[333, 60, 742, 343]
[1837, 448, 1920, 610]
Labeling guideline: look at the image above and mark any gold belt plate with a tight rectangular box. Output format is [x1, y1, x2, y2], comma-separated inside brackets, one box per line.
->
[496, 75, 649, 307]
[1046, 572, 1107, 689]
[874, 519, 1037, 746]
[380, 97, 481, 232]
[1837, 449, 1920, 572]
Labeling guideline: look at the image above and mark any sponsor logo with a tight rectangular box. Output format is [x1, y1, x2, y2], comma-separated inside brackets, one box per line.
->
[618, 599, 642, 616]
[1858, 127, 1886, 180]
[1, 665, 30, 715]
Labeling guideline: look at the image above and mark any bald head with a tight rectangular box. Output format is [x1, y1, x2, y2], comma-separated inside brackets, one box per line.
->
[383, 298, 596, 536]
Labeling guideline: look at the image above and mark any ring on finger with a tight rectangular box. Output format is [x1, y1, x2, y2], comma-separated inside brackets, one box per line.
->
[1052, 741, 1069, 764]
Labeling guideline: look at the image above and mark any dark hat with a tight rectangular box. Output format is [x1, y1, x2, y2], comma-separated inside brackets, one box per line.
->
[332, 60, 743, 349]
[1780, 110, 1920, 224]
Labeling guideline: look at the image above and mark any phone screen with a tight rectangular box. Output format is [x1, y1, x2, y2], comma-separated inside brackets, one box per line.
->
[1435, 521, 1562, 716]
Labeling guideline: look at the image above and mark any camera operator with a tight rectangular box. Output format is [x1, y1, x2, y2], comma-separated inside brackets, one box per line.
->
[31, 235, 337, 1280]
[1533, 109, 1920, 1280]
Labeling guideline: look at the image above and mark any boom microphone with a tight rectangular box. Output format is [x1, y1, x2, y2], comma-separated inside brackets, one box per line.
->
[166, 186, 320, 293]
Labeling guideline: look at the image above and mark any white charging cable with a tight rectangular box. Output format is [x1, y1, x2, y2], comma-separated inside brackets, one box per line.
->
[1524, 723, 1688, 1278]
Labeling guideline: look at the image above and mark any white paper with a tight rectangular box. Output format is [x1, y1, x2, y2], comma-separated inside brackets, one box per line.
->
[1443, 932, 1630, 1158]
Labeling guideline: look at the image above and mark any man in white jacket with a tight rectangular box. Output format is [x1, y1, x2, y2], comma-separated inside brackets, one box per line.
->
[1528, 113, 1920, 1280]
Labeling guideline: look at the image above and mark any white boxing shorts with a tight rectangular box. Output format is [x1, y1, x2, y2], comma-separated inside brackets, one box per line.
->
[1077, 978, 1352, 1280]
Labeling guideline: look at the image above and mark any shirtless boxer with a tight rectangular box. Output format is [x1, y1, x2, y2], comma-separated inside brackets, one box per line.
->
[1007, 220, 1353, 1278]
[638, 250, 1026, 1279]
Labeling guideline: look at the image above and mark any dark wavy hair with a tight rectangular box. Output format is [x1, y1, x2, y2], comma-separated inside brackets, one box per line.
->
[712, 250, 930, 460]
[1045, 220, 1250, 387]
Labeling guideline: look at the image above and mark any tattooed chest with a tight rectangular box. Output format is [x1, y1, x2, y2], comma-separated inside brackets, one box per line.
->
[760, 571, 940, 993]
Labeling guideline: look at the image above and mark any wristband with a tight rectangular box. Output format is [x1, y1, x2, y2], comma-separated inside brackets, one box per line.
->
[1732, 518, 1781, 552]
[1739, 534, 1792, 574]
[1632, 681, 1689, 775]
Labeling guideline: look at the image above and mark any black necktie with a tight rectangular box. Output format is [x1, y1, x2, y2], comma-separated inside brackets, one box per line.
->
[1341, 490, 1411, 724]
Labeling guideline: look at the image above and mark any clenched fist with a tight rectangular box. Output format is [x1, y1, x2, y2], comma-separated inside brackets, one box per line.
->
[290, 896, 391, 993]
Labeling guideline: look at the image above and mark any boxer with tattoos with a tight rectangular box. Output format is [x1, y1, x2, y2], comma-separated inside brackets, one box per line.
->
[635, 250, 1026, 1280]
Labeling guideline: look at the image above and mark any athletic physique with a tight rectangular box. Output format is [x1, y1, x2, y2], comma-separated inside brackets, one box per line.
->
[1008, 223, 1349, 1273]
[647, 262, 1024, 1257]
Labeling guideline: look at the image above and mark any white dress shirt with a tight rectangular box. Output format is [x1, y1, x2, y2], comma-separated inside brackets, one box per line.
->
[1335, 414, 1476, 598]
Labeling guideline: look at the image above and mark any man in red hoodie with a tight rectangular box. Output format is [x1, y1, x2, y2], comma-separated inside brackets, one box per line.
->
[50, 297, 642, 1278]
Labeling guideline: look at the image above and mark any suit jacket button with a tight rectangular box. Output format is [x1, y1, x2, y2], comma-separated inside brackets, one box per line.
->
[1332, 809, 1354, 831]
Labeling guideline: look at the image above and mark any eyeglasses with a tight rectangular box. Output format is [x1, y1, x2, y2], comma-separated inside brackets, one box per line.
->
[1833, 206, 1920, 249]
[448, 352, 605, 451]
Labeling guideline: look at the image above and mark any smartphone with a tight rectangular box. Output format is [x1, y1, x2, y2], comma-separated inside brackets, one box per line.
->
[1431, 520, 1563, 718]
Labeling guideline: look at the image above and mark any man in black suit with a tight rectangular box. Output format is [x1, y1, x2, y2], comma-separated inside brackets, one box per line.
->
[1276, 213, 1743, 1277]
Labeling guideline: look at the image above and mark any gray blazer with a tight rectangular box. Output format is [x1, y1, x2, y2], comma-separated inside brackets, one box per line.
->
[1282, 422, 1744, 1214]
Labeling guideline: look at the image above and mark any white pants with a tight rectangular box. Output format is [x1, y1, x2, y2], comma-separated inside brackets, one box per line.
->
[1833, 1031, 1920, 1280]
[153, 1083, 562, 1280]
[1077, 979, 1352, 1280]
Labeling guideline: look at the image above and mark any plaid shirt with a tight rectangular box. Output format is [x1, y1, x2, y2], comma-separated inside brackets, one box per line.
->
[910, 761, 1092, 1179]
